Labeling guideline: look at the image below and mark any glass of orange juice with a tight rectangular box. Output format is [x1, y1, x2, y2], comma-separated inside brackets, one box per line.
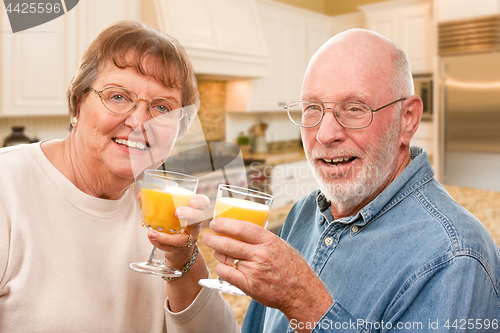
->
[198, 184, 273, 296]
[130, 170, 198, 278]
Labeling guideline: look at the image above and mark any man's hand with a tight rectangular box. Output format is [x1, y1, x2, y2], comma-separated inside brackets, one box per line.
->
[202, 217, 333, 332]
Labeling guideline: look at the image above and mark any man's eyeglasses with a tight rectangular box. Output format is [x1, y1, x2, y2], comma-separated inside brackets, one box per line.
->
[285, 98, 406, 129]
[90, 86, 186, 125]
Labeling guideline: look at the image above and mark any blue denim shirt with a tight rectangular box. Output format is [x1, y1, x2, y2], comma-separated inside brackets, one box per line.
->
[242, 147, 500, 333]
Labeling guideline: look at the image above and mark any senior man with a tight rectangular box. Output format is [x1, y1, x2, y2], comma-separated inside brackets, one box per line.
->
[162, 29, 500, 333]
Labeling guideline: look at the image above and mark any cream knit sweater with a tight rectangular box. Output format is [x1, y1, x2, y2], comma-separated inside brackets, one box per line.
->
[0, 143, 238, 333]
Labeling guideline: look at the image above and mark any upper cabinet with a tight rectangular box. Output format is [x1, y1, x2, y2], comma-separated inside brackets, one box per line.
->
[1, 8, 78, 116]
[0, 0, 140, 117]
[248, 1, 308, 111]
[227, 0, 436, 113]
[361, 0, 434, 74]
[330, 12, 366, 36]
[76, 0, 141, 52]
[144, 0, 269, 78]
[226, 0, 333, 112]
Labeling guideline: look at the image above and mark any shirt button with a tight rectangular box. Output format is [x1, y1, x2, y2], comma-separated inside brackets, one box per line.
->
[351, 226, 359, 233]
[324, 237, 333, 246]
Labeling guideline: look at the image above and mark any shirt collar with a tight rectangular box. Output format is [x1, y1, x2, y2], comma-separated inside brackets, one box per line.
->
[316, 147, 434, 227]
[316, 192, 332, 226]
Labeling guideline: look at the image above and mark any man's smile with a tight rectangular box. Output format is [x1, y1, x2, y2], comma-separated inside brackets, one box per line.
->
[321, 156, 356, 167]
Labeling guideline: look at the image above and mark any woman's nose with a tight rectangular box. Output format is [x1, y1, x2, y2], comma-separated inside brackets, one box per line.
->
[124, 99, 151, 128]
[315, 109, 347, 146]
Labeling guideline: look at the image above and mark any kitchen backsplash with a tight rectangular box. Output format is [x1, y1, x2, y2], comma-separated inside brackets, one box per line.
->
[195, 78, 301, 145]
[197, 79, 226, 142]
[226, 111, 301, 144]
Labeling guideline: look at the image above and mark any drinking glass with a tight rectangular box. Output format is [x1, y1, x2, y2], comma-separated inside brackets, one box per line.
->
[130, 170, 198, 278]
[198, 184, 274, 296]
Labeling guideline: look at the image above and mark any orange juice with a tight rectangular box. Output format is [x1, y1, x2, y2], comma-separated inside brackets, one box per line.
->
[215, 197, 270, 228]
[141, 186, 193, 233]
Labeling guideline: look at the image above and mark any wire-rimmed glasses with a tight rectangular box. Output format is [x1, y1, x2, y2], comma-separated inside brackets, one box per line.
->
[90, 86, 187, 125]
[285, 98, 406, 129]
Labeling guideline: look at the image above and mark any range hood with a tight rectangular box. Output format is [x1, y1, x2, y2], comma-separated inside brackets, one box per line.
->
[142, 0, 269, 78]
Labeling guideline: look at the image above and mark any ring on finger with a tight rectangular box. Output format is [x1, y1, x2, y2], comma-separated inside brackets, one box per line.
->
[233, 259, 240, 269]
[184, 234, 193, 248]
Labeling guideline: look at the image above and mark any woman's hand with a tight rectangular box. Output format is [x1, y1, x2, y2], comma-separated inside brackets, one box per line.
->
[148, 194, 210, 269]
[146, 193, 212, 313]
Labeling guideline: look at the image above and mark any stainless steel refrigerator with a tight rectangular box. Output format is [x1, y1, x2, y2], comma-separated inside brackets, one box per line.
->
[439, 16, 500, 191]
[441, 51, 500, 191]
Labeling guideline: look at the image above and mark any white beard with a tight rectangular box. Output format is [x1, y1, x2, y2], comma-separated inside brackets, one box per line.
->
[307, 117, 400, 215]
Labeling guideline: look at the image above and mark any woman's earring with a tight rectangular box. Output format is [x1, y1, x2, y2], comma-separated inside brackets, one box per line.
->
[72, 117, 78, 127]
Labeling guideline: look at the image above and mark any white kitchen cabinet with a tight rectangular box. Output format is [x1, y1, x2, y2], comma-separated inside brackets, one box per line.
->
[245, 1, 308, 111]
[146, 0, 269, 78]
[226, 0, 333, 112]
[330, 12, 366, 36]
[244, 6, 303, 111]
[361, 0, 433, 74]
[0, 0, 140, 117]
[270, 160, 318, 209]
[76, 0, 141, 53]
[1, 9, 78, 116]
[306, 15, 336, 71]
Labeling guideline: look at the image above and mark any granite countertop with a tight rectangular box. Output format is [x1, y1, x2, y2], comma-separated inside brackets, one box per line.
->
[443, 185, 500, 246]
[199, 185, 500, 327]
[242, 141, 307, 168]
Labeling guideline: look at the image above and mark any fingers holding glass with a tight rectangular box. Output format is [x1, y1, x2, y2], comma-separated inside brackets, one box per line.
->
[198, 185, 273, 296]
[130, 170, 198, 278]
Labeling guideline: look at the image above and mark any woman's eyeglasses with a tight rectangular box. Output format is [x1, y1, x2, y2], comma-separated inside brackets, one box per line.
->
[90, 86, 186, 125]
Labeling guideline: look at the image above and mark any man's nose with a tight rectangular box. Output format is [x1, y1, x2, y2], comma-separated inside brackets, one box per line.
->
[315, 108, 347, 146]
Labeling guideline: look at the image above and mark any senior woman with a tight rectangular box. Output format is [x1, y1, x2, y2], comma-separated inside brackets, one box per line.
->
[0, 21, 237, 332]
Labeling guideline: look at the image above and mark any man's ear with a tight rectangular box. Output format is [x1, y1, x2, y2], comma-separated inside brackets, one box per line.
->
[400, 95, 423, 147]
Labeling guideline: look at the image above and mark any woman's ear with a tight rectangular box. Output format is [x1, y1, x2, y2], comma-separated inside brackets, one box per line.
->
[70, 94, 83, 130]
[400, 95, 423, 147]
